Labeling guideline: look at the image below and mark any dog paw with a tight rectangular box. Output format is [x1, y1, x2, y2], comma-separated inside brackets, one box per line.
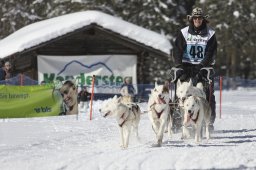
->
[181, 135, 189, 140]
[195, 140, 200, 144]
[151, 143, 161, 147]
[120, 145, 128, 149]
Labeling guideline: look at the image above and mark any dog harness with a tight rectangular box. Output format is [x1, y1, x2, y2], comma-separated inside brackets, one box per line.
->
[150, 102, 165, 119]
[153, 107, 164, 119]
[118, 105, 138, 127]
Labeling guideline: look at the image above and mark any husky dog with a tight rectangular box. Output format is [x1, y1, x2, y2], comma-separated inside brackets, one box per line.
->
[99, 95, 141, 149]
[148, 82, 172, 147]
[182, 96, 211, 143]
[176, 79, 206, 106]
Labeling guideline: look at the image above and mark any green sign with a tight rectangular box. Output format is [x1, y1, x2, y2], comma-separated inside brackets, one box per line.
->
[0, 85, 61, 118]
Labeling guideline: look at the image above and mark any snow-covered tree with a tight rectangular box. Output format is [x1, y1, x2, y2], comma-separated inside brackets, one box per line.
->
[195, 0, 256, 77]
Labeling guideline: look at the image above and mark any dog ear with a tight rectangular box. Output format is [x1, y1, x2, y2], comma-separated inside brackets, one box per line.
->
[113, 95, 117, 100]
[177, 79, 181, 87]
[117, 96, 122, 103]
[188, 79, 193, 86]
[155, 81, 158, 87]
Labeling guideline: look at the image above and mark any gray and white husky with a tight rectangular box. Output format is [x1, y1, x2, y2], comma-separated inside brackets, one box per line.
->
[99, 95, 141, 149]
[176, 79, 206, 106]
[148, 82, 172, 147]
[182, 96, 211, 143]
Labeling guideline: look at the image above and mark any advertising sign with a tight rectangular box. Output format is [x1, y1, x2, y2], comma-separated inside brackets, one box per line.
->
[0, 85, 60, 118]
[38, 55, 137, 94]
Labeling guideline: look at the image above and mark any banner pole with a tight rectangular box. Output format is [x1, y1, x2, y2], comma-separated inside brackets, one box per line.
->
[89, 75, 95, 120]
[219, 76, 223, 119]
[19, 73, 24, 86]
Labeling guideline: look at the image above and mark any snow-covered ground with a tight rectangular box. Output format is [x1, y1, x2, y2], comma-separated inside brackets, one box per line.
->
[0, 89, 256, 170]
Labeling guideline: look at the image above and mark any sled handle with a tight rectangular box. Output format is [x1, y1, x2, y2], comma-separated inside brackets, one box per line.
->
[200, 67, 214, 84]
[168, 67, 183, 83]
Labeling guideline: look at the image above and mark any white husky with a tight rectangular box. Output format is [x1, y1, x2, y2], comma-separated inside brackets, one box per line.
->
[148, 82, 172, 147]
[99, 95, 141, 149]
[176, 79, 206, 106]
[182, 96, 211, 143]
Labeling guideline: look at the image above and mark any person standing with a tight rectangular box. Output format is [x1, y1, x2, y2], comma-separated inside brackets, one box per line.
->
[120, 77, 135, 103]
[243, 57, 251, 80]
[172, 7, 217, 130]
[0, 66, 5, 81]
[0, 61, 12, 81]
[78, 86, 91, 113]
[3, 61, 12, 80]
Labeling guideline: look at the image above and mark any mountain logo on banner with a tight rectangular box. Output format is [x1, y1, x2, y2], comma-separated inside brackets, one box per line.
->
[57, 60, 113, 75]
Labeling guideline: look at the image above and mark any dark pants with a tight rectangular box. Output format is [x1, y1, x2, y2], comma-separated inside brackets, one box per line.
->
[205, 81, 216, 125]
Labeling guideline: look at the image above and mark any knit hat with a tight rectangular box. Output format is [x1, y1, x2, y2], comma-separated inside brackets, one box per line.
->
[187, 7, 209, 21]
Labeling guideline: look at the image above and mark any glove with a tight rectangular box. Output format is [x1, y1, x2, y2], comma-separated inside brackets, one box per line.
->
[179, 72, 188, 82]
[175, 64, 184, 70]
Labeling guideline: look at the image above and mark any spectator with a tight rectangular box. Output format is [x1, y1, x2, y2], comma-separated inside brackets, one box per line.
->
[120, 77, 135, 103]
[0, 66, 5, 81]
[3, 61, 12, 80]
[59, 80, 78, 115]
[0, 61, 12, 81]
[243, 57, 251, 80]
[78, 86, 91, 113]
[40, 81, 46, 85]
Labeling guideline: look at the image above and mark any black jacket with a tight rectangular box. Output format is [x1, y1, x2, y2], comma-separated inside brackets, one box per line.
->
[0, 68, 5, 81]
[78, 90, 90, 102]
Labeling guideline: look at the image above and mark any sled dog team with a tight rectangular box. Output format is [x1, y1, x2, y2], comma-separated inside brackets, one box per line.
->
[100, 79, 212, 148]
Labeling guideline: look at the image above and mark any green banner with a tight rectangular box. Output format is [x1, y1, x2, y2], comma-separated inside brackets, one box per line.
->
[0, 85, 61, 118]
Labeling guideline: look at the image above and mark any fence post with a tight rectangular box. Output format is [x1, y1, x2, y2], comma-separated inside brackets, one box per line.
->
[19, 74, 24, 86]
[89, 75, 95, 120]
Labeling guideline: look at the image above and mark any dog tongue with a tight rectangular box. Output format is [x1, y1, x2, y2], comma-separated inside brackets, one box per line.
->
[158, 97, 166, 104]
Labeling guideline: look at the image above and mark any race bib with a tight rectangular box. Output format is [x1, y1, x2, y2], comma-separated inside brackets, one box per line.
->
[183, 44, 206, 63]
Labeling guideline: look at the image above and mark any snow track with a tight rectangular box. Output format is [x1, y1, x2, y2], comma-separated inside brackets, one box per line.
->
[0, 90, 256, 170]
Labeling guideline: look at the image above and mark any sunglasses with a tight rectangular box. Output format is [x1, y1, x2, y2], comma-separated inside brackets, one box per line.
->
[193, 16, 203, 20]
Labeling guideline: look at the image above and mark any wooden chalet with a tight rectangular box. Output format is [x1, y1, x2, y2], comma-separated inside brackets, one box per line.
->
[0, 11, 172, 84]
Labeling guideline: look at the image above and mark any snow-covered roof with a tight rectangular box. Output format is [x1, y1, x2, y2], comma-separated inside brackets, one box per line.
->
[0, 10, 172, 59]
